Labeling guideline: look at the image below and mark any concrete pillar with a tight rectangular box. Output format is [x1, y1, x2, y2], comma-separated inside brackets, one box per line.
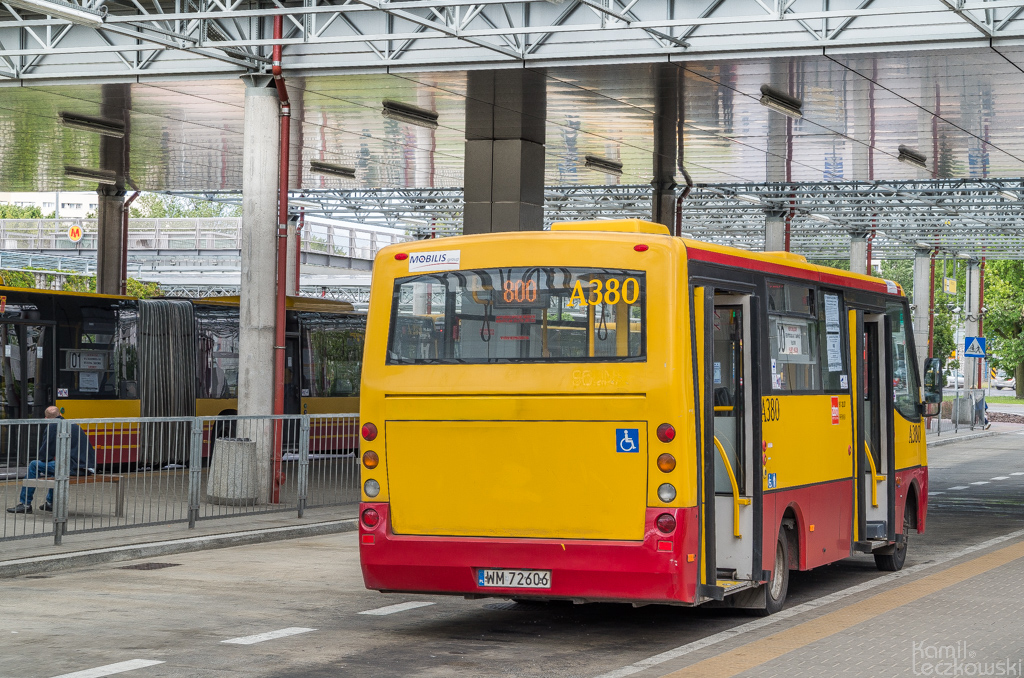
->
[285, 217, 298, 296]
[764, 60, 791, 252]
[96, 84, 127, 295]
[463, 70, 546, 234]
[652, 64, 678, 230]
[912, 248, 932, 370]
[237, 77, 279, 422]
[850, 232, 869, 275]
[764, 211, 786, 252]
[964, 260, 982, 390]
[95, 191, 125, 295]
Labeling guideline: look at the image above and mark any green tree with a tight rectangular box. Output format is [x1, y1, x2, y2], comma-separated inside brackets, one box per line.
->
[0, 270, 36, 288]
[984, 260, 1024, 398]
[0, 204, 45, 219]
[130, 193, 240, 219]
[879, 259, 913, 296]
[126, 279, 162, 299]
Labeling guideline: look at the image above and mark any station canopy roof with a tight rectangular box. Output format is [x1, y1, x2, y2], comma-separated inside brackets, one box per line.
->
[2, 48, 1024, 258]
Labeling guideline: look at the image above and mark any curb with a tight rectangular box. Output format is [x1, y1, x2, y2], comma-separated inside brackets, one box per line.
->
[0, 518, 358, 579]
[926, 429, 1010, 448]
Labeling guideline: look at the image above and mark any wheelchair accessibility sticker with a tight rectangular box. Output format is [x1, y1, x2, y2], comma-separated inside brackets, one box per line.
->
[616, 428, 640, 453]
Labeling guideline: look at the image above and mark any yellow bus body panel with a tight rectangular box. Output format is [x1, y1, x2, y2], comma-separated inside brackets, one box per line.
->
[359, 231, 697, 523]
[893, 413, 926, 471]
[386, 420, 648, 540]
[761, 395, 854, 490]
[57, 399, 140, 419]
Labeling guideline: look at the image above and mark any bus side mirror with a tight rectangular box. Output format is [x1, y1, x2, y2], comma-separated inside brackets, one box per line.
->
[921, 358, 943, 416]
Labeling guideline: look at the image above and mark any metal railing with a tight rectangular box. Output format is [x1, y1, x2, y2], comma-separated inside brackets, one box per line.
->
[0, 218, 407, 261]
[0, 414, 360, 545]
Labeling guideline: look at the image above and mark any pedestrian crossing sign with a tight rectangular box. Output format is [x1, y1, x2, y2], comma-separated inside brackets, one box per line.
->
[964, 336, 986, 358]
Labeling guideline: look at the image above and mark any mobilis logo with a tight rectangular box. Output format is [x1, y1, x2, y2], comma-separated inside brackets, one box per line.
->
[408, 250, 461, 272]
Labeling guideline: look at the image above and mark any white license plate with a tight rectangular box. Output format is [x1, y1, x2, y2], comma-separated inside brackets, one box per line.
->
[477, 568, 551, 589]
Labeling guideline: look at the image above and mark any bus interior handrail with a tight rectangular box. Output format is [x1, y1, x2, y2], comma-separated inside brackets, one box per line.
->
[713, 436, 751, 538]
[864, 441, 886, 508]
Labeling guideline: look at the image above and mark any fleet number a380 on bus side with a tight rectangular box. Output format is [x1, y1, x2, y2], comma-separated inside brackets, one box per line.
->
[357, 219, 941, 613]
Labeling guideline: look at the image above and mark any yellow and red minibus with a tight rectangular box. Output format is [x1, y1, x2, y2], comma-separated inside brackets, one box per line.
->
[357, 219, 942, 612]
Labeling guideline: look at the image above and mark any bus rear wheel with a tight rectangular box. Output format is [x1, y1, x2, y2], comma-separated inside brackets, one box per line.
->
[874, 510, 911, 572]
[750, 529, 790, 616]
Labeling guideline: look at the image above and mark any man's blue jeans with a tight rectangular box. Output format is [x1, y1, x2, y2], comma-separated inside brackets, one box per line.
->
[20, 460, 56, 505]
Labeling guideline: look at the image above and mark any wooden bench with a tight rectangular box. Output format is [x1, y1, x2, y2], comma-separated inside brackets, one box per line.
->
[21, 474, 127, 517]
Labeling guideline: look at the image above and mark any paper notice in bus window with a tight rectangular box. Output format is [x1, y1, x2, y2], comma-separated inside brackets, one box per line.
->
[714, 362, 722, 384]
[79, 371, 100, 392]
[782, 324, 803, 355]
[824, 294, 841, 333]
[826, 333, 843, 372]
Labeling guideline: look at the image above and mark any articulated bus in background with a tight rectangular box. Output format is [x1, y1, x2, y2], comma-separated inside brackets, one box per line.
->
[358, 219, 943, 613]
[0, 287, 365, 467]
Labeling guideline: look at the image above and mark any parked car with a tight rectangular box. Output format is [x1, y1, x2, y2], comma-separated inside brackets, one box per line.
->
[945, 371, 964, 388]
[993, 371, 1017, 390]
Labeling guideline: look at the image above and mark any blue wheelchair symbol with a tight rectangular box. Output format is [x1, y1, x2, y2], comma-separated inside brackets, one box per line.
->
[616, 428, 639, 453]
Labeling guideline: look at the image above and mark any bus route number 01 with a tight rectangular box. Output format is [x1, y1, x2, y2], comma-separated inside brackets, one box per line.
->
[569, 277, 640, 307]
[762, 397, 781, 423]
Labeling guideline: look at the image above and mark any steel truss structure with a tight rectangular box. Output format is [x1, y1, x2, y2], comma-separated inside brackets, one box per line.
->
[3, 0, 1024, 81]
[170, 180, 1024, 260]
[159, 283, 371, 305]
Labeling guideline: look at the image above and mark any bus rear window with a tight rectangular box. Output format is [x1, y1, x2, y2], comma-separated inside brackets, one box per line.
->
[386, 267, 646, 364]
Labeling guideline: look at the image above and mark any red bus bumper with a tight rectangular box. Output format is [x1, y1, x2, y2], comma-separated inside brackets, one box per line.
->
[358, 504, 700, 605]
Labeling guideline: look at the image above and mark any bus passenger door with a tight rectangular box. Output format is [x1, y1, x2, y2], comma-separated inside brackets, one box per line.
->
[856, 314, 893, 546]
[705, 294, 758, 592]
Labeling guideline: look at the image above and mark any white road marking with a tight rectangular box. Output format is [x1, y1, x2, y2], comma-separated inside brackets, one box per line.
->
[992, 476, 1010, 480]
[591, 527, 1024, 678]
[221, 627, 316, 645]
[929, 492, 945, 495]
[51, 660, 164, 678]
[358, 601, 435, 616]
[948, 486, 969, 490]
[971, 481, 990, 485]
[1012, 472, 1024, 476]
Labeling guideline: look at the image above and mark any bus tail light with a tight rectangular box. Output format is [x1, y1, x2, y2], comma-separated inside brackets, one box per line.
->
[394, 252, 409, 260]
[657, 453, 676, 473]
[361, 508, 380, 528]
[657, 483, 676, 503]
[361, 422, 378, 441]
[363, 451, 379, 469]
[656, 423, 675, 443]
[656, 513, 676, 534]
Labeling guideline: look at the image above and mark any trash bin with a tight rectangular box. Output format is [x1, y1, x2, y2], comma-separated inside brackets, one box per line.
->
[207, 438, 259, 505]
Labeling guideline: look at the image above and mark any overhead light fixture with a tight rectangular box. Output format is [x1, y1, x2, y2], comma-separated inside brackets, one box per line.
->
[759, 84, 803, 119]
[733, 193, 763, 205]
[997, 189, 1018, 201]
[4, 0, 106, 27]
[807, 213, 831, 223]
[381, 100, 439, 129]
[583, 154, 623, 176]
[309, 161, 356, 179]
[288, 198, 321, 209]
[915, 241, 933, 249]
[897, 145, 928, 170]
[59, 112, 125, 138]
[64, 165, 117, 185]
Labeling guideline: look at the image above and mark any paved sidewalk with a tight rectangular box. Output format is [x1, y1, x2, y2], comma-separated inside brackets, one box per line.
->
[0, 505, 358, 578]
[927, 421, 1022, 447]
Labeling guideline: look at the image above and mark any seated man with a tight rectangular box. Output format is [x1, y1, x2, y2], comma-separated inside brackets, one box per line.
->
[7, 406, 96, 514]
